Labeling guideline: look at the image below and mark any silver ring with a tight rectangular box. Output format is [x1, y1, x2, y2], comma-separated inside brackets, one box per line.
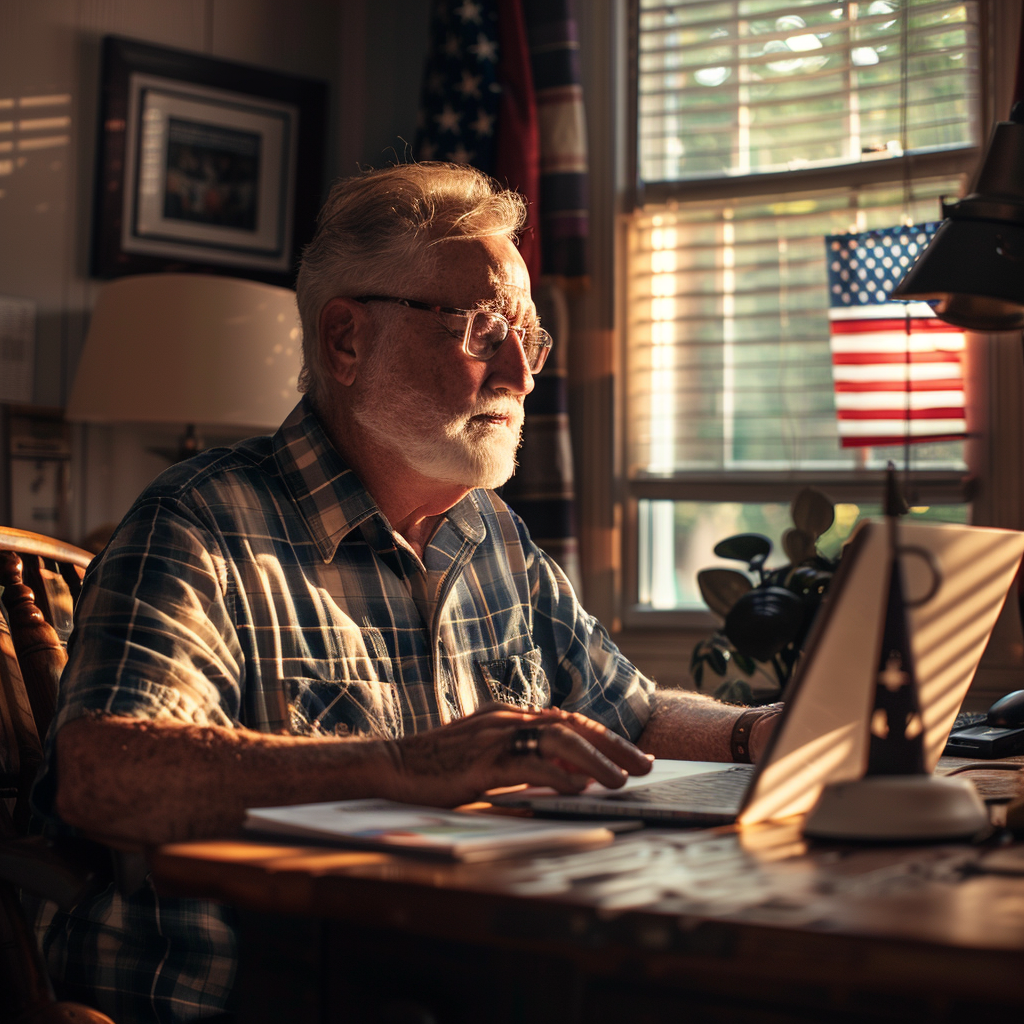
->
[510, 726, 542, 756]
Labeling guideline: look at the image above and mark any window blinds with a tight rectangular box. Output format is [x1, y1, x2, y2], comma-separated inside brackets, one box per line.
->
[637, 0, 980, 183]
[628, 1, 979, 479]
[626, 177, 969, 475]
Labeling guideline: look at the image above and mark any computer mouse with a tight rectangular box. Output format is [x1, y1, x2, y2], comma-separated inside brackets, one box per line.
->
[987, 689, 1024, 728]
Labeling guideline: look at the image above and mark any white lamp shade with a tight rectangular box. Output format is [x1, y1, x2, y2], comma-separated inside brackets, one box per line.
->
[68, 274, 302, 431]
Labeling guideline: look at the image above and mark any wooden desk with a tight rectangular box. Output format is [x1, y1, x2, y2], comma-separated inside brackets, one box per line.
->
[151, 765, 1024, 1024]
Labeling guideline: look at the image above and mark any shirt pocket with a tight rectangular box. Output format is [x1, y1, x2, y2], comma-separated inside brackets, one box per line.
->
[286, 626, 402, 738]
[476, 648, 550, 709]
[287, 675, 402, 739]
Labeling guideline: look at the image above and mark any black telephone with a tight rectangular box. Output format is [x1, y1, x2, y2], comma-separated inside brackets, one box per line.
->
[944, 690, 1024, 758]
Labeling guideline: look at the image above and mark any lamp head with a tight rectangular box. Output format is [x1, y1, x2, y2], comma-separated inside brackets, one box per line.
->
[892, 103, 1024, 331]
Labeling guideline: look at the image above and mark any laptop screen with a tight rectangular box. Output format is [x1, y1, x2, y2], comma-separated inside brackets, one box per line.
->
[738, 519, 1024, 826]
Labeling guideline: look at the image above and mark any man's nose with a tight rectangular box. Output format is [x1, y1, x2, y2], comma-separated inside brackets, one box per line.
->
[487, 329, 535, 396]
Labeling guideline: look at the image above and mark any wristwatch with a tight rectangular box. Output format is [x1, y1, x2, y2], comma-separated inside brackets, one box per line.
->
[730, 702, 784, 763]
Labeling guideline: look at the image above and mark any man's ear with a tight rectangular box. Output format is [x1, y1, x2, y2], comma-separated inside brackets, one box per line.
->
[319, 298, 371, 387]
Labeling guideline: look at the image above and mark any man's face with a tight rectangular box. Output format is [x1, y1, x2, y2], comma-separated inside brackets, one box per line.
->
[351, 235, 536, 490]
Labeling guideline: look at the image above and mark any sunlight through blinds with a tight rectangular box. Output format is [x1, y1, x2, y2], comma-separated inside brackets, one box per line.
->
[627, 179, 970, 474]
[628, 1, 979, 477]
[637, 0, 979, 183]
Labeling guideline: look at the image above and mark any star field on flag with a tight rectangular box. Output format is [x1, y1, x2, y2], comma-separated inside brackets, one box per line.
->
[415, 0, 501, 168]
[825, 225, 967, 449]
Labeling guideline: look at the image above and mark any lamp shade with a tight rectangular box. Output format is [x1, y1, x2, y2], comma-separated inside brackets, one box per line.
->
[892, 104, 1024, 331]
[67, 274, 302, 430]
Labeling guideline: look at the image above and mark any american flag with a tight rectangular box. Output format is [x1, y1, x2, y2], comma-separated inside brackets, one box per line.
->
[825, 225, 967, 449]
[415, 1, 502, 171]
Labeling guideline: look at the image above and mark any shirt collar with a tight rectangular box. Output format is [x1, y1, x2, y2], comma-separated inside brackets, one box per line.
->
[272, 397, 486, 562]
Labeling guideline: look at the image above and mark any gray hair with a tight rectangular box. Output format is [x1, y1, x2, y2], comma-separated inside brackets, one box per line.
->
[295, 162, 527, 410]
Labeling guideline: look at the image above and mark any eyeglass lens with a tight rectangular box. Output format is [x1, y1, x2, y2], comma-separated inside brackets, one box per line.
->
[468, 312, 549, 372]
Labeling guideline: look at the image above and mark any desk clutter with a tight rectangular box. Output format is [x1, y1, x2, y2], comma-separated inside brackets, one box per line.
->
[492, 819, 1024, 925]
[945, 693, 1024, 758]
[162, 762, 1024, 958]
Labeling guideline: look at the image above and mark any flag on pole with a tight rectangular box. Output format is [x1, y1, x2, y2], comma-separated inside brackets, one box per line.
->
[825, 225, 967, 449]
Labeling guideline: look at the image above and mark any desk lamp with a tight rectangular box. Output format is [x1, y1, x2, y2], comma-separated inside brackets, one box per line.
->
[892, 102, 1024, 329]
[67, 274, 301, 459]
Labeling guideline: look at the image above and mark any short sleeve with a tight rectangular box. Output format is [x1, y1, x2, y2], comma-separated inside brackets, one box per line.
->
[51, 496, 244, 736]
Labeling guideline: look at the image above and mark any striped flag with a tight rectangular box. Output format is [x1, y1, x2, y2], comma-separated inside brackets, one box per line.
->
[825, 225, 967, 449]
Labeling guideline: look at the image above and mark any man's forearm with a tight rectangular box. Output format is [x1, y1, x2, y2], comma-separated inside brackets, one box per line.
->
[56, 715, 396, 846]
[636, 689, 778, 763]
[636, 689, 736, 761]
[55, 706, 655, 846]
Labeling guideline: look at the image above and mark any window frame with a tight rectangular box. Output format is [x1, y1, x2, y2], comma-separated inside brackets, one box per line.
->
[618, 0, 1010, 632]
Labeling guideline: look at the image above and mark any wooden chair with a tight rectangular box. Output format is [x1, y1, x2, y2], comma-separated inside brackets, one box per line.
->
[0, 527, 115, 1024]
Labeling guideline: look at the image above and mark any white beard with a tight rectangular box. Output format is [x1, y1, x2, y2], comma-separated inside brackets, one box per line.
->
[352, 350, 524, 490]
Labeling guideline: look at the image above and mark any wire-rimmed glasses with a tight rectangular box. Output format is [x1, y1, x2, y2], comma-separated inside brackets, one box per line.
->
[355, 295, 553, 373]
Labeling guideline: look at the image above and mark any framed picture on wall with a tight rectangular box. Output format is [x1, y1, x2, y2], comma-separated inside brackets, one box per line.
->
[91, 36, 328, 287]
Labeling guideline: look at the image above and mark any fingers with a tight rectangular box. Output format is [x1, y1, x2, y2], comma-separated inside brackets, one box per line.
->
[507, 721, 627, 790]
[530, 708, 653, 779]
[389, 708, 654, 806]
[459, 706, 653, 780]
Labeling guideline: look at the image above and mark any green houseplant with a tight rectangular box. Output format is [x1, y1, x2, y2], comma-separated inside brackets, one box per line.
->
[690, 488, 839, 705]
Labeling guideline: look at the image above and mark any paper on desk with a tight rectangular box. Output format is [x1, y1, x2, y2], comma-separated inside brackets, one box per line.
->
[243, 798, 616, 862]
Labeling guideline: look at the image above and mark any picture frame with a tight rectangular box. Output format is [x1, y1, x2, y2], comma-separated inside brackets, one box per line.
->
[91, 36, 328, 287]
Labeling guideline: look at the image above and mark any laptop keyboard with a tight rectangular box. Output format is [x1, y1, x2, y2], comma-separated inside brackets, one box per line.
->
[606, 764, 755, 810]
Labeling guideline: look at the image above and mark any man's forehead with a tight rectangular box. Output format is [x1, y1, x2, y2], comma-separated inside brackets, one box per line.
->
[416, 234, 533, 310]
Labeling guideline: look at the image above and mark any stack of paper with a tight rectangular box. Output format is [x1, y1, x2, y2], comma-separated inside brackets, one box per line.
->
[244, 799, 618, 862]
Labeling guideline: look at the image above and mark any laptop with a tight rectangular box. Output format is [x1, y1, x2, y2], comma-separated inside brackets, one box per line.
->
[492, 519, 1024, 826]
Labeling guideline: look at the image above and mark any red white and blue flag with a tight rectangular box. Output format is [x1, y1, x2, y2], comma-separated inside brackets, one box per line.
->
[825, 225, 967, 449]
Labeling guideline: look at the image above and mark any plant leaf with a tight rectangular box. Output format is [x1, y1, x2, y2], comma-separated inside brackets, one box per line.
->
[697, 568, 753, 618]
[713, 533, 772, 564]
[715, 678, 754, 704]
[782, 527, 816, 564]
[790, 487, 834, 538]
[733, 652, 757, 675]
[708, 647, 729, 676]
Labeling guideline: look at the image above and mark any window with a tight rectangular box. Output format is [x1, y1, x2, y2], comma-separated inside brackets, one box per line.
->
[625, 0, 984, 615]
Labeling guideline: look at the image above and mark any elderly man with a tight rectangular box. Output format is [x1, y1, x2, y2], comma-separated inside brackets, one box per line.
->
[32, 163, 779, 1022]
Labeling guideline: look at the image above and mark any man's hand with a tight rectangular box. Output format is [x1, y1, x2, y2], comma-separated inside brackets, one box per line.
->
[55, 709, 652, 845]
[384, 706, 653, 807]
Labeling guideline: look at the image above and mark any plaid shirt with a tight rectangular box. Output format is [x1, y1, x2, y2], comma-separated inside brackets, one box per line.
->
[32, 398, 653, 1022]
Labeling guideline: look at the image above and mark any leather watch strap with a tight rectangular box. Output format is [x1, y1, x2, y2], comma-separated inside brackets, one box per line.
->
[731, 703, 784, 763]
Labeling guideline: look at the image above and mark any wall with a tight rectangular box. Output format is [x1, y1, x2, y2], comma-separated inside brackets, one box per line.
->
[336, 0, 431, 177]
[0, 0, 432, 546]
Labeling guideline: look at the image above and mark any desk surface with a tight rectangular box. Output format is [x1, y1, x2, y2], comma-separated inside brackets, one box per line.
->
[150, 761, 1024, 1023]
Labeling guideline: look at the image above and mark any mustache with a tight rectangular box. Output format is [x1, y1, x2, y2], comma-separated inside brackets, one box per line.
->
[469, 399, 524, 422]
